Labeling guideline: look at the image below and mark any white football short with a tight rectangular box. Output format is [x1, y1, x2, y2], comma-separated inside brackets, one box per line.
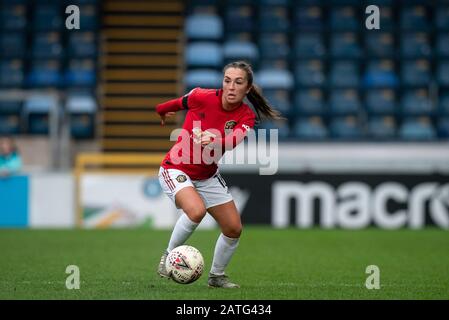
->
[158, 167, 234, 209]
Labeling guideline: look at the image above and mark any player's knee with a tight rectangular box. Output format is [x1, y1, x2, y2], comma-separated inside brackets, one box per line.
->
[184, 204, 206, 223]
[224, 224, 242, 239]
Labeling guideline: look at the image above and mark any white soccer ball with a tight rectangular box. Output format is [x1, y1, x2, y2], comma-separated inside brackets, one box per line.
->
[166, 245, 204, 284]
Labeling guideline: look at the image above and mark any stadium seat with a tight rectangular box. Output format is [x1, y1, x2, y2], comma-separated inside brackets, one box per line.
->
[329, 61, 359, 88]
[66, 93, 97, 139]
[294, 89, 326, 116]
[330, 33, 361, 58]
[399, 117, 436, 140]
[79, 5, 98, 30]
[294, 33, 326, 59]
[329, 116, 364, 139]
[260, 0, 289, 4]
[64, 59, 96, 87]
[0, 100, 21, 114]
[437, 117, 449, 138]
[0, 32, 25, 58]
[257, 69, 294, 90]
[259, 6, 290, 32]
[0, 5, 26, 30]
[294, 60, 325, 87]
[258, 119, 290, 140]
[185, 42, 223, 68]
[27, 60, 61, 88]
[0, 60, 23, 88]
[377, 6, 395, 30]
[293, 117, 328, 140]
[436, 33, 449, 57]
[68, 32, 97, 58]
[437, 61, 449, 86]
[262, 89, 292, 115]
[439, 92, 449, 116]
[294, 6, 323, 31]
[184, 69, 222, 91]
[401, 89, 434, 116]
[23, 94, 58, 135]
[400, 6, 430, 30]
[364, 33, 395, 57]
[225, 6, 254, 32]
[0, 114, 21, 134]
[329, 89, 361, 116]
[400, 33, 432, 58]
[185, 14, 223, 40]
[32, 32, 64, 59]
[33, 4, 62, 31]
[259, 33, 290, 60]
[363, 60, 399, 88]
[401, 60, 431, 87]
[223, 40, 258, 65]
[330, 6, 358, 31]
[365, 89, 396, 115]
[436, 5, 449, 30]
[367, 116, 397, 140]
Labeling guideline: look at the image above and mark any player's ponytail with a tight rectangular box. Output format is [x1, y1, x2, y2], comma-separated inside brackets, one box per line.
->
[223, 61, 284, 121]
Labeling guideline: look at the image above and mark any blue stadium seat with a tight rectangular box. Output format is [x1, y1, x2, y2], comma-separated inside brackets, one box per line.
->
[0, 59, 23, 88]
[23, 94, 58, 135]
[293, 117, 328, 140]
[377, 6, 395, 30]
[185, 14, 223, 40]
[294, 89, 326, 116]
[437, 117, 449, 138]
[401, 89, 434, 116]
[363, 60, 399, 88]
[260, 0, 289, 4]
[439, 92, 449, 115]
[262, 89, 292, 115]
[436, 6, 449, 30]
[329, 116, 364, 139]
[436, 33, 449, 57]
[66, 93, 96, 139]
[294, 33, 326, 59]
[64, 59, 96, 87]
[258, 58, 288, 70]
[257, 69, 294, 90]
[330, 6, 358, 31]
[68, 32, 97, 58]
[329, 89, 361, 116]
[330, 33, 361, 58]
[0, 100, 21, 114]
[0, 5, 26, 30]
[367, 116, 397, 140]
[399, 117, 436, 140]
[400, 6, 430, 30]
[27, 60, 61, 88]
[365, 89, 396, 115]
[437, 61, 449, 86]
[0, 33, 25, 58]
[0, 114, 21, 134]
[401, 60, 431, 87]
[185, 42, 223, 68]
[79, 5, 98, 30]
[33, 4, 62, 31]
[294, 6, 323, 31]
[258, 119, 290, 140]
[329, 61, 359, 88]
[32, 32, 64, 59]
[259, 6, 290, 32]
[259, 33, 290, 60]
[365, 33, 394, 57]
[225, 6, 254, 32]
[184, 69, 222, 91]
[294, 60, 325, 87]
[400, 33, 432, 58]
[223, 40, 258, 65]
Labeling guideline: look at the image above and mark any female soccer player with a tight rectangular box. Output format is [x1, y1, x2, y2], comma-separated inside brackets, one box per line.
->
[156, 61, 282, 288]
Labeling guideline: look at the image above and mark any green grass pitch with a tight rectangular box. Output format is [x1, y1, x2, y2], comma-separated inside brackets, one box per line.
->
[0, 227, 448, 300]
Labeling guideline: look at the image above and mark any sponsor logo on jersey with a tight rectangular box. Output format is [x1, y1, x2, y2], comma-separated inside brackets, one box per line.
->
[224, 120, 237, 130]
[176, 175, 187, 183]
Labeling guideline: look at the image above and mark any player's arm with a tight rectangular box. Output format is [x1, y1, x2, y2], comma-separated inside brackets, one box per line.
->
[156, 88, 198, 125]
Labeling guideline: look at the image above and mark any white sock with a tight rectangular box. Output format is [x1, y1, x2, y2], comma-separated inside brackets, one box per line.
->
[167, 212, 199, 252]
[210, 233, 240, 276]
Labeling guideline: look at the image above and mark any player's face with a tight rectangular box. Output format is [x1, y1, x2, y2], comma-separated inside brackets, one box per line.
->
[222, 68, 251, 107]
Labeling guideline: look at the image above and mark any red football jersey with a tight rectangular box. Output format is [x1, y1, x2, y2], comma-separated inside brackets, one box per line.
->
[156, 87, 256, 180]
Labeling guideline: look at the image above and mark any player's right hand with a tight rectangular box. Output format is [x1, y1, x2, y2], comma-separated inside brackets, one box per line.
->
[160, 112, 175, 126]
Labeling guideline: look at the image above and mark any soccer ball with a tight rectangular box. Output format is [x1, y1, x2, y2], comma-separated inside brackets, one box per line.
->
[166, 245, 204, 284]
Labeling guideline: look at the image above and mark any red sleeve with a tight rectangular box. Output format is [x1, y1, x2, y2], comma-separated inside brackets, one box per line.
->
[155, 88, 200, 115]
[215, 111, 256, 150]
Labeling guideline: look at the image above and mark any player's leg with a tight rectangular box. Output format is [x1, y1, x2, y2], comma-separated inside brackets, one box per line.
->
[207, 201, 241, 288]
[157, 168, 207, 278]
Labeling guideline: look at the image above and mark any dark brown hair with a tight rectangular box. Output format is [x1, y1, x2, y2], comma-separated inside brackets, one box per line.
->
[223, 61, 284, 121]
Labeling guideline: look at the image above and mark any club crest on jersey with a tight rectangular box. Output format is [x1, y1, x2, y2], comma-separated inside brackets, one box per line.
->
[176, 175, 187, 183]
[224, 120, 237, 130]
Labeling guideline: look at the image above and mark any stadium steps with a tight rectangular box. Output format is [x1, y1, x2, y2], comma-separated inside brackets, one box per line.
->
[100, 0, 184, 153]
